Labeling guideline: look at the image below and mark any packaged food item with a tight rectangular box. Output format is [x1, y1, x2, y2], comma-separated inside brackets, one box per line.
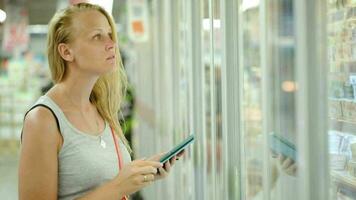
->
[346, 7, 356, 19]
[329, 99, 343, 118]
[329, 131, 344, 152]
[344, 82, 354, 99]
[330, 80, 345, 98]
[341, 100, 356, 122]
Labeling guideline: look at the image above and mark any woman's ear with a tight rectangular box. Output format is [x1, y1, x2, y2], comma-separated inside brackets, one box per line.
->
[58, 43, 74, 62]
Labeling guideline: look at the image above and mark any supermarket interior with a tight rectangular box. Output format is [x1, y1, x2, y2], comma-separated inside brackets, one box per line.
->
[0, 0, 354, 200]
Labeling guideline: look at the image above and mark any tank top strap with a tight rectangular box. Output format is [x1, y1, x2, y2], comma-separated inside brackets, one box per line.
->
[21, 95, 63, 141]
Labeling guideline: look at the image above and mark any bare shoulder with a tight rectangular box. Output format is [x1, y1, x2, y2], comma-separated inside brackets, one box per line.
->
[22, 106, 62, 150]
[19, 106, 61, 200]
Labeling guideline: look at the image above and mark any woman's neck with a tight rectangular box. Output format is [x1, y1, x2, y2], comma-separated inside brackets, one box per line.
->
[56, 73, 98, 110]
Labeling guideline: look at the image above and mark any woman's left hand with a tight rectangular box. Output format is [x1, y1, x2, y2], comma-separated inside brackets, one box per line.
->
[147, 150, 186, 181]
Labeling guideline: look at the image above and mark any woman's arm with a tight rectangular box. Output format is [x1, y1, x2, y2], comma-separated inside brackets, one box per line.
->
[19, 107, 62, 200]
[76, 159, 162, 200]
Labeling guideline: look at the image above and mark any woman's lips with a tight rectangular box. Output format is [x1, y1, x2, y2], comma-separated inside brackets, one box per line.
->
[106, 55, 115, 60]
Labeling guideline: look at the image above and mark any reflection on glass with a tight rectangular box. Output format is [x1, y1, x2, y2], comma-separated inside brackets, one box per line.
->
[265, 0, 299, 199]
[328, 1, 356, 199]
[201, 0, 225, 199]
[239, 4, 264, 199]
[201, 1, 214, 200]
[212, 0, 224, 199]
[239, 0, 299, 199]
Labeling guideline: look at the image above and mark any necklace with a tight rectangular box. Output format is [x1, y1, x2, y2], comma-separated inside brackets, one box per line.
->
[62, 88, 106, 148]
[100, 136, 106, 148]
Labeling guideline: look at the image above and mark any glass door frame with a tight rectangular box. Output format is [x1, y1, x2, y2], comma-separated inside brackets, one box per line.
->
[221, 0, 241, 199]
[293, 0, 329, 199]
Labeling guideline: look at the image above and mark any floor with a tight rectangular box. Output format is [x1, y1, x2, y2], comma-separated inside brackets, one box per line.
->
[0, 155, 19, 200]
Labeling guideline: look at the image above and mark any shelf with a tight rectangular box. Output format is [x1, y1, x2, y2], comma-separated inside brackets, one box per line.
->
[331, 170, 356, 197]
[332, 170, 356, 189]
[329, 98, 356, 134]
[328, 97, 356, 102]
[330, 118, 356, 135]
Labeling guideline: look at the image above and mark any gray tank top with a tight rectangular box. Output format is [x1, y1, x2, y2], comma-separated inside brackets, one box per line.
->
[30, 95, 131, 200]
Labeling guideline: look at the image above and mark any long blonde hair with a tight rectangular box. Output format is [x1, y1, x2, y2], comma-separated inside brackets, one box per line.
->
[47, 3, 131, 153]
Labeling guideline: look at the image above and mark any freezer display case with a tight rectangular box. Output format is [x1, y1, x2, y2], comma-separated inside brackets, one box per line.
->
[238, 0, 300, 199]
[328, 0, 356, 199]
[131, 0, 330, 199]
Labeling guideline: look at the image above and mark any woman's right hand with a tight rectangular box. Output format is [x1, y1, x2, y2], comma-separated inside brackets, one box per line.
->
[277, 154, 297, 176]
[111, 159, 163, 197]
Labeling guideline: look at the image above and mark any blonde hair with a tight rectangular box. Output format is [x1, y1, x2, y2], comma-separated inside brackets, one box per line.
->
[47, 3, 131, 153]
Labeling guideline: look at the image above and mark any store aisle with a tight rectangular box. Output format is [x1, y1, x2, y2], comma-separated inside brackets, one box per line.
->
[0, 156, 19, 199]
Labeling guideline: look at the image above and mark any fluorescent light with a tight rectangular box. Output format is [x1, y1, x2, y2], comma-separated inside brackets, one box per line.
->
[88, 0, 113, 15]
[0, 9, 6, 23]
[28, 25, 48, 34]
[202, 18, 221, 30]
[241, 0, 260, 11]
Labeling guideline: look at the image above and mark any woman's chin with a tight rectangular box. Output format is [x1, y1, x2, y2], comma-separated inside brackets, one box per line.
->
[102, 64, 117, 74]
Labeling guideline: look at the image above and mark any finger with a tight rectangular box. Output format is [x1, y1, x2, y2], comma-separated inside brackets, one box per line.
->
[148, 174, 155, 181]
[293, 165, 297, 175]
[135, 160, 163, 168]
[142, 174, 155, 182]
[136, 166, 159, 175]
[278, 154, 285, 165]
[164, 160, 172, 172]
[177, 149, 185, 157]
[285, 164, 297, 175]
[136, 175, 153, 186]
[282, 158, 293, 169]
[148, 152, 167, 161]
[169, 156, 177, 165]
[158, 167, 168, 177]
[270, 150, 278, 158]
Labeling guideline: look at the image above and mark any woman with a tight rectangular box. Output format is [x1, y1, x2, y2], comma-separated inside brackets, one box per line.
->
[18, 3, 182, 200]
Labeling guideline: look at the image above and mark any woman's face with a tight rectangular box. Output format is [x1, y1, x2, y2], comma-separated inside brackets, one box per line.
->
[68, 10, 117, 75]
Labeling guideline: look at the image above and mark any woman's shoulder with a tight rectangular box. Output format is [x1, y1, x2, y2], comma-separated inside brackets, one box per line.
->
[24, 105, 57, 126]
[22, 105, 62, 150]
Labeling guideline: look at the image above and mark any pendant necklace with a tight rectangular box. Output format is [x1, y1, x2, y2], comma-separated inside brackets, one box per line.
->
[96, 120, 106, 148]
[100, 135, 106, 148]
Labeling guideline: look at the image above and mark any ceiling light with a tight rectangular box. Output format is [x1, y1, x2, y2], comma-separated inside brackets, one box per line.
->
[0, 9, 7, 23]
[241, 0, 260, 11]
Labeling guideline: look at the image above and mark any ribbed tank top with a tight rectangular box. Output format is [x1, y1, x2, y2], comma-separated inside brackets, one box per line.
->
[30, 95, 131, 200]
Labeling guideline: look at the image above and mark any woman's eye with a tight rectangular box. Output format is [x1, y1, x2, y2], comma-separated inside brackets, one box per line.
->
[93, 34, 101, 40]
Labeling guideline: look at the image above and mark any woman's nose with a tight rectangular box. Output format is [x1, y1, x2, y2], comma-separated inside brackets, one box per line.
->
[105, 39, 116, 51]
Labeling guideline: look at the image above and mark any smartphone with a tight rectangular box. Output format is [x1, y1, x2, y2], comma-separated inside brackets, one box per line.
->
[159, 134, 195, 163]
[269, 133, 297, 161]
